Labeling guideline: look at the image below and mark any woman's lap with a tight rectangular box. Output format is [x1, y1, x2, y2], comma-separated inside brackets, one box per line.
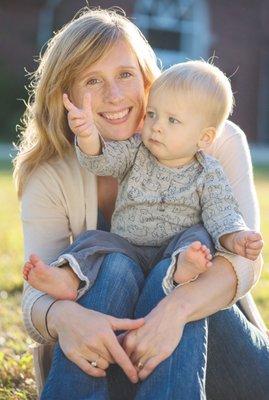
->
[42, 252, 269, 400]
[206, 305, 269, 400]
[41, 253, 144, 400]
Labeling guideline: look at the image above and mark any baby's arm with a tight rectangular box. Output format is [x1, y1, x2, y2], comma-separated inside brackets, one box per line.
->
[200, 157, 248, 250]
[220, 230, 263, 260]
[63, 93, 101, 156]
[64, 93, 141, 179]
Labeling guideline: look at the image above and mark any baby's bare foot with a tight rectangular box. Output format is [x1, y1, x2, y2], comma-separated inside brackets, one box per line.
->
[174, 241, 212, 284]
[23, 254, 79, 300]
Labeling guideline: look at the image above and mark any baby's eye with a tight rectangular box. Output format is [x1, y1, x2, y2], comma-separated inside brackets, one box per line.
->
[120, 72, 132, 79]
[146, 111, 155, 119]
[87, 78, 101, 86]
[169, 116, 180, 124]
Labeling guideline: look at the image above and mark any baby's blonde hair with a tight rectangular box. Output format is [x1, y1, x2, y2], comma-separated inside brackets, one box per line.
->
[13, 7, 160, 197]
[150, 60, 234, 130]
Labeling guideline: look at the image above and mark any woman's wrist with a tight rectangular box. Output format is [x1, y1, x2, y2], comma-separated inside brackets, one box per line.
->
[46, 299, 73, 339]
[165, 255, 238, 324]
[159, 291, 191, 325]
[45, 300, 59, 340]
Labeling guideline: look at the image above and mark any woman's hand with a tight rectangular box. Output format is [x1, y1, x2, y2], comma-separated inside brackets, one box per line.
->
[122, 295, 186, 380]
[47, 300, 144, 383]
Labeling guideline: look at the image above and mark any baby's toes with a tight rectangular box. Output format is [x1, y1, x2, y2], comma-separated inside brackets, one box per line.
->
[190, 241, 202, 251]
[23, 262, 33, 273]
[29, 253, 41, 265]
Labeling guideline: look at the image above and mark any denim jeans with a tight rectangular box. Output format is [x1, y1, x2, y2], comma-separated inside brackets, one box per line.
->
[41, 253, 269, 400]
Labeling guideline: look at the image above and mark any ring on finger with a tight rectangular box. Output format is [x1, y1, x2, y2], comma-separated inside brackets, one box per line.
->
[137, 361, 144, 370]
[90, 354, 100, 368]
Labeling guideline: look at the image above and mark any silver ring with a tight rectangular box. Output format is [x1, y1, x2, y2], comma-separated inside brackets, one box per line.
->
[137, 361, 144, 370]
[90, 360, 98, 368]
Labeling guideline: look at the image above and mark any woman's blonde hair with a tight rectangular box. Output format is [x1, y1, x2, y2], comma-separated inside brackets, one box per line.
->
[13, 7, 160, 197]
[150, 60, 234, 130]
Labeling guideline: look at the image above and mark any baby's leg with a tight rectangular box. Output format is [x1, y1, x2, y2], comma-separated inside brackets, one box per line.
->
[174, 241, 213, 284]
[163, 224, 215, 285]
[23, 254, 79, 300]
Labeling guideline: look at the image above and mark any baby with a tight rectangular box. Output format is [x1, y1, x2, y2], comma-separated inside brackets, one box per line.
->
[23, 60, 263, 300]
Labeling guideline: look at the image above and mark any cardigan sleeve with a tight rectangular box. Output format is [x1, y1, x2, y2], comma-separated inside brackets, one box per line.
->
[207, 121, 262, 302]
[21, 166, 72, 343]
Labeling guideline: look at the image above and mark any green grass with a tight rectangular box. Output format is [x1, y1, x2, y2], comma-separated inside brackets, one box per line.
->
[0, 162, 268, 399]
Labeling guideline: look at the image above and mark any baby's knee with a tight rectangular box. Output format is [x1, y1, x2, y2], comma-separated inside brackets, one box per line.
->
[101, 252, 144, 286]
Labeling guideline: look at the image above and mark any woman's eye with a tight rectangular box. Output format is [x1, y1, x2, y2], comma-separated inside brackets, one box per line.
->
[87, 78, 100, 86]
[120, 72, 132, 79]
[169, 117, 180, 124]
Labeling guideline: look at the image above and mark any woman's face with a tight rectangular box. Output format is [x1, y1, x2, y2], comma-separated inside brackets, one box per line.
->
[71, 40, 146, 141]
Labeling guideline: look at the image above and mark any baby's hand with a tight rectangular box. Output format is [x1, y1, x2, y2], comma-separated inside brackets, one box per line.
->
[232, 230, 263, 260]
[63, 92, 99, 139]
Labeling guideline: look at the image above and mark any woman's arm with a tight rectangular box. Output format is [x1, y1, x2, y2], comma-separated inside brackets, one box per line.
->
[21, 165, 73, 342]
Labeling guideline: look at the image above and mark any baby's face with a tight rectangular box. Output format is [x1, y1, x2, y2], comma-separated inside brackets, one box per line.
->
[142, 89, 208, 167]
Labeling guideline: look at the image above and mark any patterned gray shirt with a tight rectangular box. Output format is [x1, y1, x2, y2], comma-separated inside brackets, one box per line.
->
[76, 134, 247, 247]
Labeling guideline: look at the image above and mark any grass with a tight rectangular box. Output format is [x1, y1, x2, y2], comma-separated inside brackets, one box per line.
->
[0, 160, 268, 399]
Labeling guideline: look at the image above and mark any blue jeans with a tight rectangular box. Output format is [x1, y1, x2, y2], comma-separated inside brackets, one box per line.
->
[41, 253, 269, 400]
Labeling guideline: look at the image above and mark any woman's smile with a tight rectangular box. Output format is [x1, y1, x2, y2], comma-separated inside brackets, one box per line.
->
[99, 107, 132, 123]
[72, 40, 145, 140]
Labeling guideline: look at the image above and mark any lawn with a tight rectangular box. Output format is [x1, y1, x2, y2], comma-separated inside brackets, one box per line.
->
[0, 161, 268, 399]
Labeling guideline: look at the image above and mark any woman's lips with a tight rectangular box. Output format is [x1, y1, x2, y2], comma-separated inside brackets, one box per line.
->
[100, 107, 132, 124]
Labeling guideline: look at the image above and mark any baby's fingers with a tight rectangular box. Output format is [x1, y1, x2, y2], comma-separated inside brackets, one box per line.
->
[245, 249, 260, 261]
[63, 93, 78, 113]
[82, 92, 93, 117]
[247, 239, 264, 250]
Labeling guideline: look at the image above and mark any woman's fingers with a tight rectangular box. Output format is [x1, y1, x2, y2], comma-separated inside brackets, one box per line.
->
[71, 355, 106, 378]
[85, 353, 110, 370]
[104, 332, 139, 383]
[109, 316, 145, 331]
[138, 354, 165, 380]
[123, 331, 139, 358]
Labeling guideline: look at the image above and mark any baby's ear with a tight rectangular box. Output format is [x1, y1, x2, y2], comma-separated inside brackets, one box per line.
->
[198, 127, 216, 149]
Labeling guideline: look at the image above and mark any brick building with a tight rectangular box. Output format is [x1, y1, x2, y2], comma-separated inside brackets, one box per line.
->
[1, 0, 268, 143]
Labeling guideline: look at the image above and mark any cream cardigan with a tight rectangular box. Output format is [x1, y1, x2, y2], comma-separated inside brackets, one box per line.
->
[21, 120, 267, 344]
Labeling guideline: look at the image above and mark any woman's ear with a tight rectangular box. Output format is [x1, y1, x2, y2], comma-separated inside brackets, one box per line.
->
[198, 127, 216, 149]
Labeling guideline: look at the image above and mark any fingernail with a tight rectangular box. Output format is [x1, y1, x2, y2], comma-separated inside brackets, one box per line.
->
[131, 375, 138, 383]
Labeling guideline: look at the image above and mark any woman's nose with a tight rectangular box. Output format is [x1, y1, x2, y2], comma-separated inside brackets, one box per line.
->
[104, 82, 124, 103]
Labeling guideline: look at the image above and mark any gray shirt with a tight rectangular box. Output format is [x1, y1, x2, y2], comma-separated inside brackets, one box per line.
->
[76, 134, 247, 248]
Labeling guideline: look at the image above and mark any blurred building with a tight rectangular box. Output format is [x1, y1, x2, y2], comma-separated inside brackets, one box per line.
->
[1, 0, 268, 143]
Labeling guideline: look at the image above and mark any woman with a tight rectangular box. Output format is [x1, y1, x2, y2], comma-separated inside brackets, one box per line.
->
[14, 7, 269, 399]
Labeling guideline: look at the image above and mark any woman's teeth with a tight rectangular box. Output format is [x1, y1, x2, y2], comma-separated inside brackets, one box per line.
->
[102, 108, 130, 120]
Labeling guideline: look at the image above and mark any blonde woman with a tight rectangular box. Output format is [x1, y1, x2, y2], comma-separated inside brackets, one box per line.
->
[14, 8, 269, 400]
